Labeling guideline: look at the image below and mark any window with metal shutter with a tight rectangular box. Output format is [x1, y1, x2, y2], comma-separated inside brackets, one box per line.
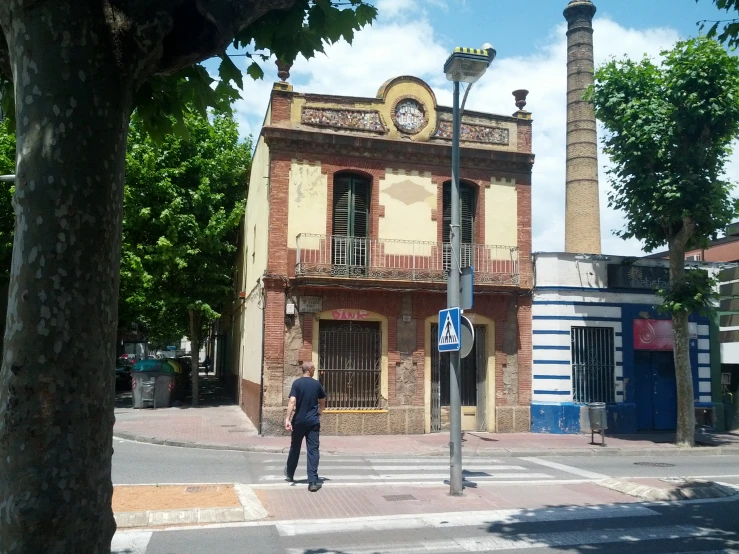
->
[442, 183, 475, 244]
[332, 175, 370, 273]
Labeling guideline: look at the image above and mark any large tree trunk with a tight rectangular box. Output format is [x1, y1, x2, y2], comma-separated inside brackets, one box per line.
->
[669, 238, 696, 447]
[0, 3, 132, 552]
[189, 310, 201, 407]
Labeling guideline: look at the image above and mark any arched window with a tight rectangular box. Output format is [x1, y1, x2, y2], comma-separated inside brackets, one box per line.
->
[442, 181, 475, 245]
[332, 174, 370, 273]
[443, 181, 476, 269]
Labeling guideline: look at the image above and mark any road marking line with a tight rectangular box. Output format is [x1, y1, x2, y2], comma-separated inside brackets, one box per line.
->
[260, 472, 553, 481]
[519, 457, 609, 479]
[252, 478, 590, 489]
[275, 504, 660, 536]
[263, 464, 527, 471]
[284, 525, 733, 553]
[111, 530, 152, 554]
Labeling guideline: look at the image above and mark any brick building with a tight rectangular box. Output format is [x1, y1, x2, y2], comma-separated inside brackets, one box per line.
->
[222, 73, 535, 436]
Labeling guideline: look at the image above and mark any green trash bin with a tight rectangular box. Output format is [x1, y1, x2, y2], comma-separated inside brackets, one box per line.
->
[131, 359, 178, 408]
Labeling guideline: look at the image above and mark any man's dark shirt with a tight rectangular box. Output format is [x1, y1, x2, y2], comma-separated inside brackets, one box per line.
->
[289, 376, 327, 426]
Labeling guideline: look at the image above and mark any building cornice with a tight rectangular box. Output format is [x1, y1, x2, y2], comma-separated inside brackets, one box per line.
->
[262, 126, 535, 173]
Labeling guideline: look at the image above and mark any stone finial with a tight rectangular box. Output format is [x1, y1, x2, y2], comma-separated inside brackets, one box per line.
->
[513, 89, 529, 110]
[276, 59, 292, 82]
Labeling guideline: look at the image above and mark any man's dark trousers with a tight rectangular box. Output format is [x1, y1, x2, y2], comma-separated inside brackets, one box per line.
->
[286, 422, 320, 483]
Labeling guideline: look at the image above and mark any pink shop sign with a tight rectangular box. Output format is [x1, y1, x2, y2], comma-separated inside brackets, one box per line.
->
[331, 309, 369, 321]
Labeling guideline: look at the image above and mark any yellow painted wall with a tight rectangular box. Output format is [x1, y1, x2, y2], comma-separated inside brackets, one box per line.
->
[287, 160, 328, 248]
[378, 170, 437, 253]
[484, 177, 518, 249]
[243, 135, 271, 288]
[241, 288, 264, 383]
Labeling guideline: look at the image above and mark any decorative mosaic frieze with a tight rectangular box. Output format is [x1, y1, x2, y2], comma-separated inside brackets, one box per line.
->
[302, 107, 386, 133]
[433, 121, 509, 144]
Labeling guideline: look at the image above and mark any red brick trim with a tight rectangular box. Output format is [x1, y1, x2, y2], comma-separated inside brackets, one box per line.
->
[517, 120, 532, 153]
[377, 205, 386, 218]
[516, 181, 533, 289]
[267, 153, 291, 275]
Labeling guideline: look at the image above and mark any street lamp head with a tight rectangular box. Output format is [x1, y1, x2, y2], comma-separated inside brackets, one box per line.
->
[481, 43, 496, 63]
[443, 45, 495, 84]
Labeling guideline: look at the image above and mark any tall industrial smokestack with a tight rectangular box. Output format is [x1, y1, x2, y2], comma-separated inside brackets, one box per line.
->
[563, 0, 601, 254]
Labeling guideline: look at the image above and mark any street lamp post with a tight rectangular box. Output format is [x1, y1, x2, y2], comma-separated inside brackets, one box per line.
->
[443, 45, 495, 496]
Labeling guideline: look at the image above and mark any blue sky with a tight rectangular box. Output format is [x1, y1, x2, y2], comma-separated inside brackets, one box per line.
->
[424, 0, 722, 57]
[219, 0, 738, 255]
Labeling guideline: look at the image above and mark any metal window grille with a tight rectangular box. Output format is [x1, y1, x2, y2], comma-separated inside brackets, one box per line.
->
[571, 326, 615, 404]
[318, 321, 381, 409]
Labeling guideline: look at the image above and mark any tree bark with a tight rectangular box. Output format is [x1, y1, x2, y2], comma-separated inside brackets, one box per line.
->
[0, 4, 132, 552]
[668, 235, 696, 447]
[189, 310, 200, 407]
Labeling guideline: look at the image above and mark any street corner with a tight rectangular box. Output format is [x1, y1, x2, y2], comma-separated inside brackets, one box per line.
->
[596, 476, 739, 502]
[113, 483, 269, 529]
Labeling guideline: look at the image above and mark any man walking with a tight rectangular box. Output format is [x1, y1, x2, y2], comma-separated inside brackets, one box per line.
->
[285, 361, 326, 492]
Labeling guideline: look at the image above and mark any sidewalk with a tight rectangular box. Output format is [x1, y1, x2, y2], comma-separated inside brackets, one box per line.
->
[113, 400, 739, 457]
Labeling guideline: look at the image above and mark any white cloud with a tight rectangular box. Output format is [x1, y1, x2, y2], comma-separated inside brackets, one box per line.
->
[232, 12, 726, 257]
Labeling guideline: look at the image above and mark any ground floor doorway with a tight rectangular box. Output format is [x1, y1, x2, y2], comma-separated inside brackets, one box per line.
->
[430, 324, 487, 432]
[635, 350, 677, 431]
[318, 321, 382, 410]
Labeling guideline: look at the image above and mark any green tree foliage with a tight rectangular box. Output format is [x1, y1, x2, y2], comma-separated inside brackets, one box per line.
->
[590, 37, 739, 446]
[698, 0, 739, 48]
[122, 108, 251, 404]
[0, 1, 378, 140]
[0, 2, 376, 549]
[0, 120, 14, 284]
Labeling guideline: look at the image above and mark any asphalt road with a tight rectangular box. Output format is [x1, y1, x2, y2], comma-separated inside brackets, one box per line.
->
[113, 498, 739, 553]
[112, 438, 739, 487]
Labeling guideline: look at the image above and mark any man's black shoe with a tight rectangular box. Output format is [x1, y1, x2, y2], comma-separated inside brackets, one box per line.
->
[308, 482, 319, 492]
[284, 466, 293, 482]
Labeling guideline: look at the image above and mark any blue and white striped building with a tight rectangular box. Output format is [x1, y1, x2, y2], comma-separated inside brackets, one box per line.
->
[531, 252, 718, 434]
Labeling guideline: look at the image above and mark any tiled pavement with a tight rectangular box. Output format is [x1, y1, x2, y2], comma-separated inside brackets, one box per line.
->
[114, 397, 739, 456]
[255, 481, 638, 521]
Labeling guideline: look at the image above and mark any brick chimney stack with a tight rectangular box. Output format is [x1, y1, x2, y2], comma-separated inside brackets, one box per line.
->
[563, 0, 601, 254]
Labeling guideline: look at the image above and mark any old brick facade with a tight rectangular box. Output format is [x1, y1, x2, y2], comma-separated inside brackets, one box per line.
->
[228, 75, 535, 436]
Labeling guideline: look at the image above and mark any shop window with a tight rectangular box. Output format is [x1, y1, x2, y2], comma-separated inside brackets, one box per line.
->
[442, 182, 475, 269]
[571, 326, 615, 403]
[332, 174, 370, 273]
[318, 321, 381, 409]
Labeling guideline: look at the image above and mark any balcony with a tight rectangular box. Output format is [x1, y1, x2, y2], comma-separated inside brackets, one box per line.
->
[295, 234, 520, 285]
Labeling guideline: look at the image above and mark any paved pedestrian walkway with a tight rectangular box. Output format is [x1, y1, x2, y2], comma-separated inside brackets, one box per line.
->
[113, 395, 739, 456]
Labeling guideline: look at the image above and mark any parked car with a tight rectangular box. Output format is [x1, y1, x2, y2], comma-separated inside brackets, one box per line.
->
[115, 356, 133, 390]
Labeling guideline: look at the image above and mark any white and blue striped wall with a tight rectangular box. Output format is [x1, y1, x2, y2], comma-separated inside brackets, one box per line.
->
[532, 301, 623, 403]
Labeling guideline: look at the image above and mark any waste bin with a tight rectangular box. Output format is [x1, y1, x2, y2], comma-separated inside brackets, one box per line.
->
[132, 371, 176, 409]
[588, 402, 607, 446]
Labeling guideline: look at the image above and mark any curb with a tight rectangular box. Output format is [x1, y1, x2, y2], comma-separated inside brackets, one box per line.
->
[597, 477, 739, 502]
[114, 431, 739, 457]
[114, 483, 269, 529]
[115, 506, 250, 528]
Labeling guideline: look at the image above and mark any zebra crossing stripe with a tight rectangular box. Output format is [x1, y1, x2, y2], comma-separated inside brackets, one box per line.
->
[276, 504, 659, 536]
[260, 473, 552, 481]
[284, 525, 730, 553]
[111, 530, 152, 554]
[264, 464, 528, 471]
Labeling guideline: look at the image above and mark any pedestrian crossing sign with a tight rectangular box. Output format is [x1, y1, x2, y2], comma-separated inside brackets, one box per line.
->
[438, 307, 461, 352]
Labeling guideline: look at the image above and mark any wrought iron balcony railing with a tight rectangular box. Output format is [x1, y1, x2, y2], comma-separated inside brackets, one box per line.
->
[295, 234, 520, 285]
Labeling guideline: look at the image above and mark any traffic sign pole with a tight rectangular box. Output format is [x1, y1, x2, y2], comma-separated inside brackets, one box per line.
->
[447, 79, 463, 496]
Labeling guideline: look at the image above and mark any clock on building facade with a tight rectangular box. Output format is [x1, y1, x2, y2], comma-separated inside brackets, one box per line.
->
[392, 98, 427, 134]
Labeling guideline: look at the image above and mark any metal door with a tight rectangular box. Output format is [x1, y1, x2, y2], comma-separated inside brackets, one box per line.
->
[475, 327, 487, 431]
[635, 351, 653, 431]
[431, 324, 441, 432]
[430, 323, 486, 432]
[653, 351, 677, 430]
